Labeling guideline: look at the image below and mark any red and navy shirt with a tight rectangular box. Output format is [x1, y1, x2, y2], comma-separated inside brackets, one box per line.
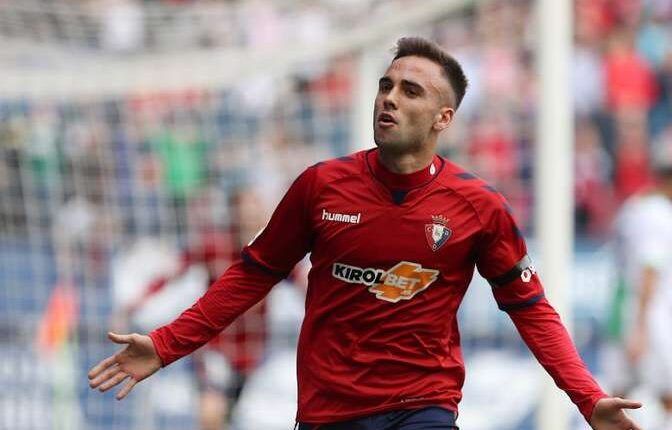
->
[149, 149, 607, 424]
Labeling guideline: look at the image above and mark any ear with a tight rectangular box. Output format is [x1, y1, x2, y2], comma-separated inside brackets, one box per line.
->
[433, 106, 454, 132]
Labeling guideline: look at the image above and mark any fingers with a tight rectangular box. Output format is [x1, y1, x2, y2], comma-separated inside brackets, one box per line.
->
[89, 363, 121, 389]
[98, 371, 129, 393]
[116, 379, 138, 400]
[88, 354, 118, 380]
[614, 398, 643, 410]
[612, 398, 643, 430]
[600, 397, 643, 412]
[88, 332, 144, 400]
[108, 332, 135, 345]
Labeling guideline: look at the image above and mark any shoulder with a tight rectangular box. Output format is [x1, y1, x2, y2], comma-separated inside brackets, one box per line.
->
[305, 150, 367, 185]
[435, 159, 511, 224]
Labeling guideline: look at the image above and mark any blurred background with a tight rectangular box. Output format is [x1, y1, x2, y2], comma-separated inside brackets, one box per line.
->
[1, 0, 671, 429]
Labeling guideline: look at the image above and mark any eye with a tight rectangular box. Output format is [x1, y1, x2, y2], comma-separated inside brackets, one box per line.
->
[379, 81, 392, 92]
[405, 88, 418, 97]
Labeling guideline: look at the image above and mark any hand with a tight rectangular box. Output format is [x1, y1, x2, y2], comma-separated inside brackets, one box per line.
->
[590, 397, 642, 430]
[88, 332, 162, 400]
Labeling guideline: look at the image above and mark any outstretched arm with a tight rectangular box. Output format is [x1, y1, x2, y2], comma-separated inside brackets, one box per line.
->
[506, 299, 642, 429]
[88, 260, 282, 399]
[88, 165, 317, 400]
[473, 191, 642, 428]
[148, 259, 284, 366]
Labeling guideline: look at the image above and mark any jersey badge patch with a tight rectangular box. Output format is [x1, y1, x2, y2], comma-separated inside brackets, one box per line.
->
[425, 215, 451, 252]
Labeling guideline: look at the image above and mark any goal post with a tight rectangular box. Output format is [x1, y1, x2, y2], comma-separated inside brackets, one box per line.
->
[535, 0, 575, 429]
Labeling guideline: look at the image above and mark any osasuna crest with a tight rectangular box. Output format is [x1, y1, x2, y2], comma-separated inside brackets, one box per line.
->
[425, 215, 451, 252]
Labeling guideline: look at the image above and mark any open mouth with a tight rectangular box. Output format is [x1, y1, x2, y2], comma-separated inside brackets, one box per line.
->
[377, 112, 397, 127]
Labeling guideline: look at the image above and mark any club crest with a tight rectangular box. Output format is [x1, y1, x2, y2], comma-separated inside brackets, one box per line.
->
[425, 215, 451, 252]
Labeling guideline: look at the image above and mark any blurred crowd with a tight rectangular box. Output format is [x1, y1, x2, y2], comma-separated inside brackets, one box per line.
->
[2, 0, 672, 251]
[0, 0, 394, 53]
[0, 84, 337, 262]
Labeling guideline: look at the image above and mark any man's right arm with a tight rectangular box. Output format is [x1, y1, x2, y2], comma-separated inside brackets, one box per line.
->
[89, 165, 318, 397]
[149, 259, 286, 366]
[150, 165, 318, 366]
[89, 262, 285, 398]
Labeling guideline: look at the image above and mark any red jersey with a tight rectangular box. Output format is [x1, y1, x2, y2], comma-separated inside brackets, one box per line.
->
[149, 149, 606, 424]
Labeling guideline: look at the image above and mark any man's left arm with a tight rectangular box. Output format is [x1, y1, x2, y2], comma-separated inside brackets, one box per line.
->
[476, 199, 641, 429]
[505, 292, 642, 429]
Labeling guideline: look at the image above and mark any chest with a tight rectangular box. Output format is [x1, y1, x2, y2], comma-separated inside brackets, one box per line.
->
[309, 182, 482, 272]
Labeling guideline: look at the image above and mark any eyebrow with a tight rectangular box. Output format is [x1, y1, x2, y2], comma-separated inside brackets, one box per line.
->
[402, 79, 425, 93]
[378, 77, 426, 94]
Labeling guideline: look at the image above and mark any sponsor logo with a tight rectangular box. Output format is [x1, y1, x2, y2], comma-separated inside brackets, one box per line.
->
[425, 215, 451, 252]
[332, 261, 439, 303]
[322, 209, 361, 224]
[520, 265, 537, 282]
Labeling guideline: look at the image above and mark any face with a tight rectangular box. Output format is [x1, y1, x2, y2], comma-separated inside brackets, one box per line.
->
[373, 56, 455, 152]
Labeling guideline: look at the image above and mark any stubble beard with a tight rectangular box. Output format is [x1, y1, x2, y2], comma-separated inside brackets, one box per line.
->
[374, 127, 424, 156]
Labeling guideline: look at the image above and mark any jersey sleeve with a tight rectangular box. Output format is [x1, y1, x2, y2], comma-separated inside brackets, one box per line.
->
[475, 197, 607, 423]
[508, 298, 608, 422]
[475, 201, 543, 311]
[241, 165, 317, 274]
[149, 261, 284, 366]
[149, 166, 317, 366]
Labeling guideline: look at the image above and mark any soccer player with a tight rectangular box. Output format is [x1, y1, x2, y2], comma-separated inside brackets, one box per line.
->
[89, 37, 642, 429]
[606, 140, 672, 429]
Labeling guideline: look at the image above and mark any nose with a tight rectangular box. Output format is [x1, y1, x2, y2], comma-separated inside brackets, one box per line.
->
[382, 89, 398, 111]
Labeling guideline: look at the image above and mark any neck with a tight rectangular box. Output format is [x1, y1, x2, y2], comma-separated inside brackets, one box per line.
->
[368, 148, 441, 191]
[378, 144, 436, 174]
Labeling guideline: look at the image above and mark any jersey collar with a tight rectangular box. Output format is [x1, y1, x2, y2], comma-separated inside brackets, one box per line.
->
[366, 148, 443, 191]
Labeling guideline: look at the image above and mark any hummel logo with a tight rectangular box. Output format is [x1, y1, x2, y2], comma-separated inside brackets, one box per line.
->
[322, 209, 361, 224]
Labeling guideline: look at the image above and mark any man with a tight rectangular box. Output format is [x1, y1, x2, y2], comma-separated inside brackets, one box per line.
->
[606, 136, 672, 429]
[89, 37, 641, 429]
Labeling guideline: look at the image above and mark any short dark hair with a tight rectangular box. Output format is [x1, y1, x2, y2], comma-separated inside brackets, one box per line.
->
[393, 37, 468, 109]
